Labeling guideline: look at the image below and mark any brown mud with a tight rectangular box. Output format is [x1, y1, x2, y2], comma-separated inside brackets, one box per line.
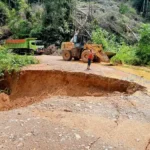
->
[0, 70, 145, 111]
[114, 65, 150, 80]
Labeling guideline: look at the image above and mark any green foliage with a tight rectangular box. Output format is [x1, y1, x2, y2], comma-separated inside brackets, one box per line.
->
[10, 20, 32, 38]
[137, 24, 150, 65]
[139, 24, 150, 38]
[1, 0, 73, 44]
[0, 47, 38, 76]
[111, 44, 140, 65]
[92, 28, 122, 52]
[111, 24, 150, 66]
[92, 28, 108, 50]
[119, 3, 129, 14]
[132, 0, 150, 18]
[93, 24, 150, 66]
[0, 2, 10, 26]
[42, 0, 73, 45]
[30, 25, 43, 39]
[1, 0, 150, 67]
[119, 3, 136, 15]
[132, 0, 144, 12]
[7, 0, 44, 39]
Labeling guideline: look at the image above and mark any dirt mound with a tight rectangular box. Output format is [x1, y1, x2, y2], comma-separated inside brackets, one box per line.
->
[0, 70, 145, 111]
[0, 93, 11, 110]
[44, 44, 61, 56]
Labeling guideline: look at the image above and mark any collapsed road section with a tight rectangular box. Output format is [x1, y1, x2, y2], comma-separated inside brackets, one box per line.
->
[0, 70, 145, 111]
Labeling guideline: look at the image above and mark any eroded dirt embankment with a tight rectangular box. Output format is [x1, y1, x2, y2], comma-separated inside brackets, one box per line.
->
[0, 70, 145, 111]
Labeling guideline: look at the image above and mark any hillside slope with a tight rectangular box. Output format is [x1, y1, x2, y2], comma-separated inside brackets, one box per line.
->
[76, 0, 144, 43]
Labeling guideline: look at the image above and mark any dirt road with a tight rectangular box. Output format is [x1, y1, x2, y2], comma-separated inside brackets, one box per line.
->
[0, 56, 150, 150]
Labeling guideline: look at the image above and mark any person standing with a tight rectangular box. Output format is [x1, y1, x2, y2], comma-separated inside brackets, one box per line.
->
[87, 50, 93, 70]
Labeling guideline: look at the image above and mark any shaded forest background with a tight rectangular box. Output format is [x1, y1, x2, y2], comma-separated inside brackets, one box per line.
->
[0, 0, 150, 65]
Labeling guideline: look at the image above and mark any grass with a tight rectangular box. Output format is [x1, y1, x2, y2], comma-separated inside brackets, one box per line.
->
[0, 47, 38, 76]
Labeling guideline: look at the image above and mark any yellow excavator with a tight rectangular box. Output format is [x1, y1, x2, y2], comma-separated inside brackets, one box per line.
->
[61, 0, 116, 63]
[61, 33, 112, 63]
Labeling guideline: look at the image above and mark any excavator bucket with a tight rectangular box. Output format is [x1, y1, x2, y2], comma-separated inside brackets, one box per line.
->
[95, 51, 110, 63]
[84, 44, 110, 63]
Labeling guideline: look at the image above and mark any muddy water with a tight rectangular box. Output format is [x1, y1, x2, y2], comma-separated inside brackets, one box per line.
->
[114, 66, 150, 80]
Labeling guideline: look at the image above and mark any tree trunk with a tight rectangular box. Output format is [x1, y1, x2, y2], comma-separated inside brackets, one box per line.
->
[143, 0, 148, 17]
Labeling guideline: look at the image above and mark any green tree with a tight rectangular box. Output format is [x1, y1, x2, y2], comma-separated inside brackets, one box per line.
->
[92, 28, 108, 50]
[132, 0, 150, 17]
[137, 24, 150, 65]
[0, 2, 10, 26]
[41, 0, 73, 45]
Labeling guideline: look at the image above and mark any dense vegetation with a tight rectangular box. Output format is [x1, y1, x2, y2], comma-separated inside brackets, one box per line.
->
[0, 46, 38, 76]
[0, 0, 73, 45]
[0, 0, 150, 66]
[0, 0, 72, 74]
[92, 24, 150, 65]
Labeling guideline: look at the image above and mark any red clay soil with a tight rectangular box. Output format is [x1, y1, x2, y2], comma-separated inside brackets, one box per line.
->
[0, 70, 145, 111]
[0, 93, 11, 110]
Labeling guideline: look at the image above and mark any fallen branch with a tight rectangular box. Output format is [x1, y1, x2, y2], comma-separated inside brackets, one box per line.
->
[71, 16, 91, 38]
[75, 8, 87, 16]
[126, 25, 139, 41]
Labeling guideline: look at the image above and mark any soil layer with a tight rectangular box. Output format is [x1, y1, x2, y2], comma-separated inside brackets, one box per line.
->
[0, 70, 144, 111]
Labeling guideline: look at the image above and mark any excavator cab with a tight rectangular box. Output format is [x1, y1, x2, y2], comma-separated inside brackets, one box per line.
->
[72, 33, 87, 49]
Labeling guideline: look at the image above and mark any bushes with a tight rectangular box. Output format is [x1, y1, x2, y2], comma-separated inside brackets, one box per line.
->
[10, 20, 32, 38]
[0, 47, 38, 76]
[92, 25, 150, 66]
[111, 24, 150, 66]
[92, 28, 108, 50]
[0, 2, 10, 26]
[92, 28, 141, 65]
[8, 1, 44, 39]
[2, 0, 73, 44]
[92, 28, 122, 52]
[137, 24, 150, 65]
[119, 4, 130, 14]
[111, 45, 140, 65]
[41, 0, 73, 45]
[119, 3, 136, 15]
